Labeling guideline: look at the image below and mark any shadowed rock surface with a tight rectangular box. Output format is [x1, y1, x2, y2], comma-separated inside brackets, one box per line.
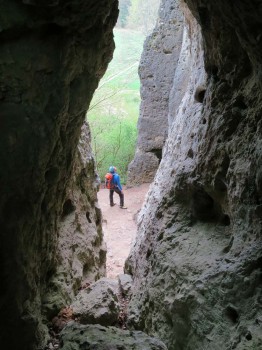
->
[0, 0, 118, 349]
[43, 123, 107, 319]
[126, 0, 262, 349]
[60, 322, 167, 350]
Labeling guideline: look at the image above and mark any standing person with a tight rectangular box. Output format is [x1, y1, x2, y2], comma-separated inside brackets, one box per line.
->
[107, 166, 127, 209]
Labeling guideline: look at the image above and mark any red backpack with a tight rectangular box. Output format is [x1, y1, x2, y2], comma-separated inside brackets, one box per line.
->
[105, 173, 115, 189]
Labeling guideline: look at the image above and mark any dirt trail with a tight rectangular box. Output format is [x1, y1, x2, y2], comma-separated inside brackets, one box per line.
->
[97, 184, 150, 279]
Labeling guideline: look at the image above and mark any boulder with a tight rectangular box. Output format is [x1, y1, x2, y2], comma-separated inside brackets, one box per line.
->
[71, 278, 119, 326]
[60, 322, 167, 350]
[118, 274, 133, 297]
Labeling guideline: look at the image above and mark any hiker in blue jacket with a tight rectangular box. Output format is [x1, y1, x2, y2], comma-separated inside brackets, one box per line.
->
[109, 166, 127, 209]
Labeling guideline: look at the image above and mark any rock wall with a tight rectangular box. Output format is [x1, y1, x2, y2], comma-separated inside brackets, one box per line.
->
[127, 0, 184, 186]
[0, 1, 118, 349]
[126, 0, 262, 349]
[43, 123, 106, 319]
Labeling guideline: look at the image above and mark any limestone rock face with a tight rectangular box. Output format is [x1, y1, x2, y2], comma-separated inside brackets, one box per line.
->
[126, 0, 262, 349]
[71, 278, 119, 326]
[118, 273, 133, 297]
[60, 322, 168, 350]
[127, 0, 184, 186]
[0, 1, 118, 349]
[43, 123, 107, 318]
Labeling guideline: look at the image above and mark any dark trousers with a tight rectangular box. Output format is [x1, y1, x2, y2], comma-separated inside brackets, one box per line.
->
[110, 188, 124, 207]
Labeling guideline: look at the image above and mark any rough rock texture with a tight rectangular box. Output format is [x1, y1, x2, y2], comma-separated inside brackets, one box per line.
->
[71, 278, 119, 326]
[118, 273, 133, 297]
[127, 0, 184, 186]
[60, 322, 167, 350]
[0, 1, 118, 349]
[43, 123, 107, 318]
[126, 0, 262, 349]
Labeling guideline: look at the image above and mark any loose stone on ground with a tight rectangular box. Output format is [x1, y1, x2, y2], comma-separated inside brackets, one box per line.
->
[71, 278, 119, 326]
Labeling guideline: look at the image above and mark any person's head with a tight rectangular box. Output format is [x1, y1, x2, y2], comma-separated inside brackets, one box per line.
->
[109, 166, 116, 173]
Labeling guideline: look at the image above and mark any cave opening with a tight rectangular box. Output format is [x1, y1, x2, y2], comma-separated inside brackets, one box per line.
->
[150, 148, 163, 163]
[1, 0, 262, 349]
[86, 0, 161, 280]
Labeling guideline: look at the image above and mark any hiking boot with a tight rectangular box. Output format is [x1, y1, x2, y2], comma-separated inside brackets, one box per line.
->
[110, 203, 116, 207]
[120, 206, 127, 209]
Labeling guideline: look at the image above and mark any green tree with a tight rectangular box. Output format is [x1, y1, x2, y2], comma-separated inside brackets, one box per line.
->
[88, 113, 137, 184]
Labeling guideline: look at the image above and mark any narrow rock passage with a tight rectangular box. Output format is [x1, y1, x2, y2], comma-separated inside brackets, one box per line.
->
[97, 184, 150, 279]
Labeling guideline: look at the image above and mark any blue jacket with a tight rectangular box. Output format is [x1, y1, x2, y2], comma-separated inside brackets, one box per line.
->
[112, 173, 122, 190]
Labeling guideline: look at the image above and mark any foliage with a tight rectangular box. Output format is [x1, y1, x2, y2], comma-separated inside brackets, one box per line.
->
[127, 0, 161, 34]
[116, 0, 160, 33]
[88, 113, 137, 184]
[87, 29, 145, 184]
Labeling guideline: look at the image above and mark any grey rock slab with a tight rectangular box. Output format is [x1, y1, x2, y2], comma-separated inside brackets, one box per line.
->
[118, 274, 133, 297]
[71, 278, 119, 326]
[60, 322, 167, 350]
